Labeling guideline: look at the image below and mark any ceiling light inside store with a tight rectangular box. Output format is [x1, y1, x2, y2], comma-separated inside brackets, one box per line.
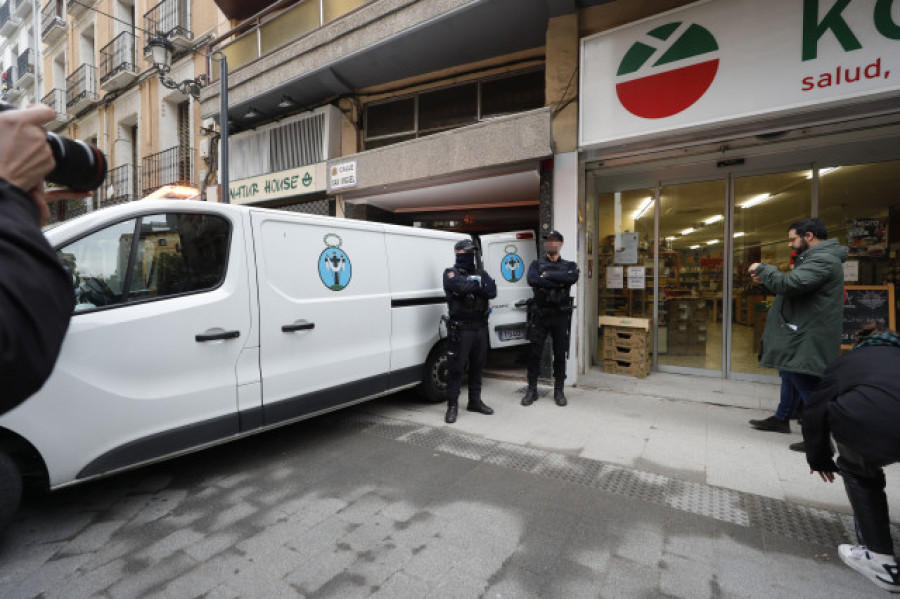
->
[633, 197, 653, 220]
[690, 245, 701, 249]
[733, 232, 745, 238]
[681, 228, 695, 235]
[704, 215, 724, 224]
[807, 166, 841, 179]
[665, 236, 676, 241]
[706, 239, 719, 245]
[739, 194, 771, 209]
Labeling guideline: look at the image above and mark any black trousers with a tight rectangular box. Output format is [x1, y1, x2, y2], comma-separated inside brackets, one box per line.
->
[446, 324, 488, 404]
[527, 311, 569, 381]
[836, 441, 895, 555]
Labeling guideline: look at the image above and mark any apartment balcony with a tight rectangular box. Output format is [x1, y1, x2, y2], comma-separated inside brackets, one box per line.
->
[41, 0, 66, 44]
[99, 164, 139, 208]
[42, 88, 69, 129]
[66, 64, 98, 114]
[13, 0, 34, 19]
[200, 0, 551, 127]
[0, 1, 22, 38]
[66, 0, 95, 18]
[16, 47, 35, 89]
[142, 145, 194, 197]
[3, 65, 22, 101]
[100, 32, 138, 91]
[144, 0, 192, 51]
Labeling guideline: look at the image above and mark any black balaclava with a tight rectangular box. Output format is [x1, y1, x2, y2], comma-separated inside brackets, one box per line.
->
[455, 252, 476, 271]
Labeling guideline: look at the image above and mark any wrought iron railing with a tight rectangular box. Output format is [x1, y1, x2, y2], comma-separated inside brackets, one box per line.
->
[142, 146, 193, 197]
[99, 31, 136, 84]
[42, 88, 66, 114]
[143, 0, 189, 38]
[3, 64, 15, 88]
[0, 1, 13, 26]
[40, 0, 64, 39]
[99, 164, 138, 208]
[16, 47, 34, 83]
[66, 64, 98, 109]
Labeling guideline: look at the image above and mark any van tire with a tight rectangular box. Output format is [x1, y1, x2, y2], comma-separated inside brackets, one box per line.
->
[419, 340, 448, 403]
[0, 452, 22, 531]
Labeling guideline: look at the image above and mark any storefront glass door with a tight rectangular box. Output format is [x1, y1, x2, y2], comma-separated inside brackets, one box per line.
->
[657, 180, 726, 372]
[730, 170, 813, 377]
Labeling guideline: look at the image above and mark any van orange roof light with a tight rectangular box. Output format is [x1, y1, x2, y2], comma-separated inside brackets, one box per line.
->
[516, 232, 534, 239]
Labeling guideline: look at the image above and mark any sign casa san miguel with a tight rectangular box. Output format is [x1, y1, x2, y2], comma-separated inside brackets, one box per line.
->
[228, 163, 327, 205]
[579, 0, 900, 148]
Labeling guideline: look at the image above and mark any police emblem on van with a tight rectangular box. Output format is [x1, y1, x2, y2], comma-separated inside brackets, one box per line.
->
[500, 245, 524, 283]
[318, 233, 352, 291]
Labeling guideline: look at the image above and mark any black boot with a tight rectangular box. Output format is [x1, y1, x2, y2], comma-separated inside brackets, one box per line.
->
[521, 378, 538, 406]
[445, 398, 458, 424]
[466, 397, 494, 415]
[554, 379, 567, 406]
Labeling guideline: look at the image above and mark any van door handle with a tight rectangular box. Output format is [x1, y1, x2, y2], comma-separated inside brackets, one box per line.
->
[195, 330, 240, 342]
[282, 321, 315, 332]
[515, 300, 529, 308]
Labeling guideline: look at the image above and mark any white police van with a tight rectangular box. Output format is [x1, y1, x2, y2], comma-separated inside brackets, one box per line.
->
[0, 200, 468, 528]
[479, 230, 537, 349]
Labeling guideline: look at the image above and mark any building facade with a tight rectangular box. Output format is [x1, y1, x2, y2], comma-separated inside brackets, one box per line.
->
[35, 0, 227, 221]
[1, 0, 41, 108]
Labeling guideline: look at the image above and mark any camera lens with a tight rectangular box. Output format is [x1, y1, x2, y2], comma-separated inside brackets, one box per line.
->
[45, 133, 108, 192]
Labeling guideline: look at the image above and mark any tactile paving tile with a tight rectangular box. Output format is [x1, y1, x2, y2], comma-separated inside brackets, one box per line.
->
[484, 443, 549, 473]
[745, 494, 848, 546]
[532, 453, 605, 487]
[339, 411, 885, 547]
[435, 434, 498, 461]
[665, 479, 749, 527]
[595, 464, 668, 504]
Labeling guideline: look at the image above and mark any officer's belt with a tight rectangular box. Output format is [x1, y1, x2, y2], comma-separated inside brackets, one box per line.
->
[448, 319, 487, 330]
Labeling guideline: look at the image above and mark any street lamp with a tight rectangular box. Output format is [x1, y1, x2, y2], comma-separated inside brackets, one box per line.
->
[145, 35, 230, 204]
[146, 35, 207, 99]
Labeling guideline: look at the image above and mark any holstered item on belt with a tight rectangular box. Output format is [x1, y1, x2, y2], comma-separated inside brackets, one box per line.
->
[448, 319, 487, 331]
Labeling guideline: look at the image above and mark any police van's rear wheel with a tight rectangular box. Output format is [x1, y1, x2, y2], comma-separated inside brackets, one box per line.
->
[419, 340, 447, 403]
[0, 452, 22, 532]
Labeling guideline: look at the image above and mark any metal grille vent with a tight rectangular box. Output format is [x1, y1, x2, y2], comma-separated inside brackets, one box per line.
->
[270, 113, 325, 171]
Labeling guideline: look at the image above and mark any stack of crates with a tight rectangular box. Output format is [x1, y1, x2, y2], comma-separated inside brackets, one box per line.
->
[598, 316, 651, 378]
[664, 299, 708, 356]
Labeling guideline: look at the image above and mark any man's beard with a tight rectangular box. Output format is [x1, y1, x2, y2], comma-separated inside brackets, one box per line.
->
[546, 246, 559, 257]
[795, 238, 809, 254]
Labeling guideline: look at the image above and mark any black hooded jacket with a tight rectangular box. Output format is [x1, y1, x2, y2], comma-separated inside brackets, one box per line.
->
[803, 340, 900, 471]
[0, 180, 74, 413]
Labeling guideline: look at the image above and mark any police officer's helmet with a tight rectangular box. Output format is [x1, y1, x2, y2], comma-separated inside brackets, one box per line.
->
[454, 239, 477, 252]
[544, 230, 564, 242]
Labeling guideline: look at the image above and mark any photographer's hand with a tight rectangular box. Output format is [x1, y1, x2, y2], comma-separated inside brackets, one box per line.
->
[0, 105, 56, 193]
[30, 186, 92, 226]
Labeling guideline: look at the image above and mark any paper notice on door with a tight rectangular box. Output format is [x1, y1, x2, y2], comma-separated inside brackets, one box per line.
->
[843, 260, 859, 282]
[606, 266, 624, 289]
[614, 232, 639, 264]
[627, 266, 645, 289]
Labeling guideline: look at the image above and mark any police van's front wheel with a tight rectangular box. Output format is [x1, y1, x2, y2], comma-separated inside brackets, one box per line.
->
[419, 340, 447, 404]
[0, 452, 22, 532]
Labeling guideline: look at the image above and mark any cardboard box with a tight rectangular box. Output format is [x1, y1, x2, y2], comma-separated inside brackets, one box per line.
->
[602, 328, 649, 350]
[598, 316, 652, 331]
[601, 344, 648, 362]
[603, 358, 651, 378]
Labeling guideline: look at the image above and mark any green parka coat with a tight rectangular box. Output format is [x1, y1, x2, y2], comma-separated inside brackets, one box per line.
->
[756, 239, 848, 377]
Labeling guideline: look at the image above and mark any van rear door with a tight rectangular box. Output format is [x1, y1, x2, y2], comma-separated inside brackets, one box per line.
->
[252, 211, 391, 424]
[479, 231, 537, 349]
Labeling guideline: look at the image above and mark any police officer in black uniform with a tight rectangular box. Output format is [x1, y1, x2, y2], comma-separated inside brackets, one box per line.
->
[521, 230, 579, 407]
[442, 238, 497, 424]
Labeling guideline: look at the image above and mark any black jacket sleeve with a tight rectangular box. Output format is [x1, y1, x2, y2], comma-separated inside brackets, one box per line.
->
[0, 180, 74, 413]
[801, 362, 840, 472]
[443, 268, 496, 298]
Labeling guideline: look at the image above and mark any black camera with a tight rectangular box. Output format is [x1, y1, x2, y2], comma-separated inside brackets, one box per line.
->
[0, 104, 107, 192]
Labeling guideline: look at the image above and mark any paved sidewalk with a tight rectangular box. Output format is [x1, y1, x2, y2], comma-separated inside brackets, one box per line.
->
[361, 375, 900, 521]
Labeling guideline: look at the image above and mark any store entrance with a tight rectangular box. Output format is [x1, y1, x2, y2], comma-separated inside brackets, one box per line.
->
[589, 153, 900, 381]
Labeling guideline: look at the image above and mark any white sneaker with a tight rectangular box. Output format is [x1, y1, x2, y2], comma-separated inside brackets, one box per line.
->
[838, 544, 900, 593]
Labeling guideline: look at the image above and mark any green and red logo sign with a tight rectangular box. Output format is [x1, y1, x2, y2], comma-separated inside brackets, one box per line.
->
[616, 22, 719, 119]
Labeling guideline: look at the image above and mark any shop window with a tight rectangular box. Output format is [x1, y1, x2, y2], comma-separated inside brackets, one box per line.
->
[818, 159, 900, 334]
[481, 70, 545, 118]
